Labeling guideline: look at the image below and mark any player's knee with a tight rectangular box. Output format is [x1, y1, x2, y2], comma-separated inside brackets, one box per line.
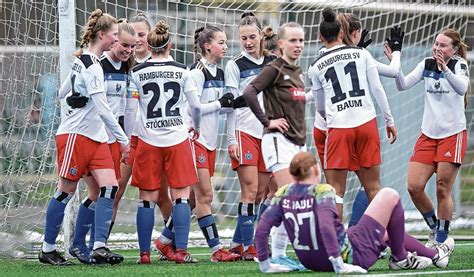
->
[436, 179, 451, 200]
[198, 191, 213, 207]
[407, 181, 424, 197]
[379, 187, 399, 203]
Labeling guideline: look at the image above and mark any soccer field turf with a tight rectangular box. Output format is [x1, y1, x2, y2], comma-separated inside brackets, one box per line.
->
[2, 242, 474, 276]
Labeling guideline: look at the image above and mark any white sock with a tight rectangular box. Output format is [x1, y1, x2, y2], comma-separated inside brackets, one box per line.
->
[230, 242, 241, 249]
[93, 241, 106, 250]
[41, 242, 55, 253]
[271, 223, 288, 259]
[159, 235, 172, 244]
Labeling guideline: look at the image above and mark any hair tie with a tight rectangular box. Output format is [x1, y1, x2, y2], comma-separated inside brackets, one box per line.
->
[149, 37, 170, 50]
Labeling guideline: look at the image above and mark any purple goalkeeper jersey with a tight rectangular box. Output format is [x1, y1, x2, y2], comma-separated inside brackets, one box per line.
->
[255, 183, 347, 272]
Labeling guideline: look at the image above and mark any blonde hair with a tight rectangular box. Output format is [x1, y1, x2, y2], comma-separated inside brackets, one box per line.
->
[262, 25, 277, 56]
[74, 9, 117, 57]
[337, 13, 361, 46]
[129, 12, 151, 31]
[277, 22, 303, 56]
[116, 18, 136, 68]
[148, 20, 171, 55]
[289, 152, 318, 182]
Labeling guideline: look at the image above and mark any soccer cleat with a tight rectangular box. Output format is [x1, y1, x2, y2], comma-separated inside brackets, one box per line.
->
[69, 245, 91, 264]
[229, 244, 243, 258]
[433, 236, 454, 268]
[157, 253, 169, 261]
[137, 251, 151, 264]
[173, 249, 198, 264]
[211, 248, 241, 262]
[425, 230, 438, 249]
[270, 255, 306, 271]
[241, 245, 257, 261]
[154, 239, 175, 261]
[38, 250, 73, 266]
[90, 247, 124, 265]
[388, 251, 432, 270]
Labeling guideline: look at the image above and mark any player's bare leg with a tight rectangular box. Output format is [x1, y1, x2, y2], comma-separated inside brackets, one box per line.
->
[357, 165, 381, 202]
[324, 169, 348, 219]
[435, 162, 458, 244]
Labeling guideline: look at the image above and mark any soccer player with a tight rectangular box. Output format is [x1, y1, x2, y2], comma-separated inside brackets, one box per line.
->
[38, 9, 128, 265]
[395, 28, 469, 247]
[125, 20, 201, 264]
[254, 152, 454, 273]
[126, 13, 174, 251]
[68, 19, 137, 264]
[225, 12, 275, 260]
[243, 22, 307, 270]
[310, 8, 397, 219]
[187, 25, 240, 262]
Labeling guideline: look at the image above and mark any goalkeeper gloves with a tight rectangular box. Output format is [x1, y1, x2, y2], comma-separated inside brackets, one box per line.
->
[232, 95, 247, 109]
[258, 259, 293, 273]
[386, 26, 405, 52]
[66, 92, 89, 109]
[218, 92, 234, 108]
[357, 29, 373, 48]
[329, 256, 367, 274]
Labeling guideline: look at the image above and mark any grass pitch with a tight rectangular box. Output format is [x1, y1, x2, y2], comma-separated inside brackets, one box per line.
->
[2, 242, 474, 276]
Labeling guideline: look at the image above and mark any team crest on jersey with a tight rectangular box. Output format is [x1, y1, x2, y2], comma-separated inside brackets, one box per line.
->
[433, 81, 441, 90]
[69, 166, 78, 176]
[245, 151, 253, 160]
[198, 153, 206, 164]
[116, 83, 122, 92]
[290, 87, 306, 101]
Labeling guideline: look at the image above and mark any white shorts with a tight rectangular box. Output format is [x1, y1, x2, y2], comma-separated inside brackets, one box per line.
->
[261, 132, 306, 173]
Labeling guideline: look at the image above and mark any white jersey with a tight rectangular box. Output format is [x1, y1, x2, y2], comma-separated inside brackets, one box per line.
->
[190, 58, 224, 150]
[225, 51, 275, 138]
[311, 45, 380, 128]
[101, 52, 129, 143]
[130, 59, 196, 147]
[396, 57, 468, 139]
[57, 52, 109, 142]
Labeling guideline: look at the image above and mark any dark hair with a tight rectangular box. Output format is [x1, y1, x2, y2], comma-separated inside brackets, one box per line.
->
[193, 25, 224, 62]
[290, 152, 318, 181]
[148, 20, 171, 54]
[239, 12, 264, 56]
[337, 13, 362, 46]
[129, 12, 151, 31]
[74, 9, 117, 57]
[319, 7, 341, 43]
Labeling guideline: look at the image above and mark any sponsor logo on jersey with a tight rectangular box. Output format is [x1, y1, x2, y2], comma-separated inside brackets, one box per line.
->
[69, 166, 78, 176]
[116, 83, 122, 92]
[290, 87, 306, 101]
[245, 152, 253, 160]
[198, 153, 206, 164]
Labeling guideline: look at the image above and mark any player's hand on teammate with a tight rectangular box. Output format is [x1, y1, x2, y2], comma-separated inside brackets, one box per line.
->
[329, 256, 367, 274]
[188, 127, 200, 141]
[258, 259, 293, 273]
[386, 125, 398, 144]
[232, 95, 248, 109]
[386, 26, 405, 52]
[228, 144, 239, 160]
[218, 93, 235, 108]
[66, 92, 89, 109]
[267, 118, 289, 133]
[120, 142, 130, 164]
[357, 29, 372, 48]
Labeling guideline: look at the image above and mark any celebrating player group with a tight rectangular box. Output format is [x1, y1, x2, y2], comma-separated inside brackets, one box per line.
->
[38, 6, 469, 274]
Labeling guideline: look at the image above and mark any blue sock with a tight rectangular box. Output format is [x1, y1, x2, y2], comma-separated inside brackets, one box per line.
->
[257, 198, 271, 222]
[436, 220, 450, 243]
[422, 209, 437, 230]
[72, 198, 95, 251]
[161, 217, 175, 242]
[137, 200, 155, 252]
[198, 214, 220, 251]
[44, 190, 72, 245]
[94, 186, 117, 246]
[232, 216, 243, 245]
[238, 202, 255, 246]
[88, 220, 95, 253]
[172, 198, 191, 250]
[349, 189, 369, 227]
